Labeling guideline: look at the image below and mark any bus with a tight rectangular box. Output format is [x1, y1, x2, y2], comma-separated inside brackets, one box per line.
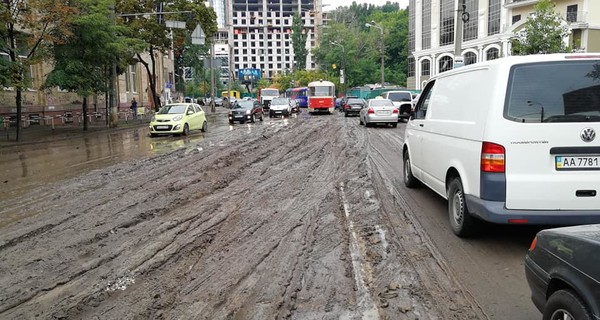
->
[285, 87, 308, 108]
[307, 80, 335, 114]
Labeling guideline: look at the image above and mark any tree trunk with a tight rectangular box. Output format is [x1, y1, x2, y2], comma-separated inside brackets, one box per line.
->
[82, 96, 88, 131]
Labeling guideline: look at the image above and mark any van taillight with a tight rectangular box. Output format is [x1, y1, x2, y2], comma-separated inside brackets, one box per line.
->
[481, 142, 505, 173]
[367, 108, 375, 114]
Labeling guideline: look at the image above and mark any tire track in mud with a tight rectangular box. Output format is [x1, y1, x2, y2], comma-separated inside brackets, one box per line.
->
[1, 113, 487, 319]
[364, 128, 487, 319]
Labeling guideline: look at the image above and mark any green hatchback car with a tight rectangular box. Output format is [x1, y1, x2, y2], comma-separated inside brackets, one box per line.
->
[149, 103, 207, 137]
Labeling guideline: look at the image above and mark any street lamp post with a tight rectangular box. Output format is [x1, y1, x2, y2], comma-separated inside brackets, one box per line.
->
[365, 20, 384, 87]
[330, 41, 346, 95]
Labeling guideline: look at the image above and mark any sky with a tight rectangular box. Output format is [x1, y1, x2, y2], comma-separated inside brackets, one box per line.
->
[322, 0, 409, 11]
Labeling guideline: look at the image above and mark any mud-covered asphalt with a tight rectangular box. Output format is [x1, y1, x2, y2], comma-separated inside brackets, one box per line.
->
[0, 110, 486, 319]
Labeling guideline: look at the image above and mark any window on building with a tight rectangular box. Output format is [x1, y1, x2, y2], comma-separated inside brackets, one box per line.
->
[130, 65, 137, 93]
[567, 5, 578, 22]
[463, 0, 478, 41]
[465, 52, 477, 65]
[421, 0, 431, 49]
[439, 56, 453, 73]
[512, 15, 521, 24]
[486, 48, 499, 60]
[421, 59, 430, 76]
[488, 0, 501, 36]
[408, 56, 415, 77]
[440, 0, 454, 46]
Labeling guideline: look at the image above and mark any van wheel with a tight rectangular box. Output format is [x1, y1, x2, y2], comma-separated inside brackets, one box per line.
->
[447, 177, 481, 237]
[543, 289, 592, 320]
[403, 151, 420, 188]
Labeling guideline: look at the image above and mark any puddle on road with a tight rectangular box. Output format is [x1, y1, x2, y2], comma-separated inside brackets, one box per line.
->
[0, 128, 206, 200]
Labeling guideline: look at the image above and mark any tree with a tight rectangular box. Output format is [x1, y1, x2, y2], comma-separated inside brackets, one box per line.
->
[116, 0, 217, 111]
[0, 0, 76, 141]
[511, 0, 570, 55]
[43, 0, 144, 130]
[291, 13, 308, 71]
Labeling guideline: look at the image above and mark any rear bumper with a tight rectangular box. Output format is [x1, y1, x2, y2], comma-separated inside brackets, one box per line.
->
[524, 255, 548, 313]
[466, 194, 600, 224]
[365, 114, 398, 123]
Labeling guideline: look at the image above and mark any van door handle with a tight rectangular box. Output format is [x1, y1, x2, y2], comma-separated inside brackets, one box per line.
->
[419, 124, 424, 127]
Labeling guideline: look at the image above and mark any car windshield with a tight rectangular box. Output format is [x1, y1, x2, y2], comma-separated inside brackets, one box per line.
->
[261, 89, 279, 96]
[387, 92, 412, 102]
[233, 101, 254, 109]
[370, 99, 394, 107]
[271, 98, 288, 105]
[158, 104, 187, 114]
[506, 60, 600, 123]
[346, 99, 364, 105]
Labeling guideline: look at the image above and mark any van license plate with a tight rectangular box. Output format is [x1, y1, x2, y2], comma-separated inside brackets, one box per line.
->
[555, 156, 600, 170]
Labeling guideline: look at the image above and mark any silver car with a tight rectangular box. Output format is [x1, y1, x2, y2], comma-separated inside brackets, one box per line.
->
[359, 98, 399, 127]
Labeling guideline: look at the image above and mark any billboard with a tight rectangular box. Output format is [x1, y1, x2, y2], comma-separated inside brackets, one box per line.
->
[239, 68, 261, 82]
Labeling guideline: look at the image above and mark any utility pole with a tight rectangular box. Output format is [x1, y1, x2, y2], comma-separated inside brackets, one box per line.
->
[210, 41, 216, 112]
[454, 0, 468, 68]
[366, 21, 384, 87]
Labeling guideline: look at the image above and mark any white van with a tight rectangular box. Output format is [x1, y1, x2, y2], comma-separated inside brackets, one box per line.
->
[403, 53, 600, 237]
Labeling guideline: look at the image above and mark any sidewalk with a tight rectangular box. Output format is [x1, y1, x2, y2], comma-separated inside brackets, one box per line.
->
[0, 115, 151, 148]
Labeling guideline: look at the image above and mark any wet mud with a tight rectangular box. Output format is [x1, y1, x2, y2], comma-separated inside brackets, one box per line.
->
[0, 111, 485, 319]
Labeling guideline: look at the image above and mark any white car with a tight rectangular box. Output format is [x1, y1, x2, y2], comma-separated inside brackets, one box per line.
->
[269, 97, 292, 117]
[359, 98, 398, 127]
[403, 53, 600, 237]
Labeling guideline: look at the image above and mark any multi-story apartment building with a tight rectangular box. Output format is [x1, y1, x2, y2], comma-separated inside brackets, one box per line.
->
[407, 0, 600, 90]
[210, 0, 322, 83]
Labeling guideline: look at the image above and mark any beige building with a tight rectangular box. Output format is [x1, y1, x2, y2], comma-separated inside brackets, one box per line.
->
[0, 51, 174, 121]
[407, 0, 600, 90]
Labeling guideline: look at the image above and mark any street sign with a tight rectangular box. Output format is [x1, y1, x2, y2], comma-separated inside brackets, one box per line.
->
[165, 20, 186, 29]
[191, 24, 206, 45]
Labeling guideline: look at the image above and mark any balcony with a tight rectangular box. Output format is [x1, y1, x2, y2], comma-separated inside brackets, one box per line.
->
[505, 0, 538, 9]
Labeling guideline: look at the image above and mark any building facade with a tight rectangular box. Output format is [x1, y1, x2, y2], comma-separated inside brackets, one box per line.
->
[407, 0, 600, 90]
[208, 0, 322, 84]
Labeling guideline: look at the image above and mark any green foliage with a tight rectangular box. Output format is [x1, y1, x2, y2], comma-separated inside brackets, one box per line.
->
[511, 0, 570, 55]
[291, 13, 308, 71]
[312, 4, 408, 89]
[44, 0, 143, 96]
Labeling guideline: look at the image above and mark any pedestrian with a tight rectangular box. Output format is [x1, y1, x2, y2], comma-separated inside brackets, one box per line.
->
[130, 97, 138, 119]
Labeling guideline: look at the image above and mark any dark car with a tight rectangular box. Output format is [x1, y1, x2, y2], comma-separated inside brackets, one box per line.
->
[343, 98, 367, 117]
[228, 100, 264, 124]
[525, 224, 600, 320]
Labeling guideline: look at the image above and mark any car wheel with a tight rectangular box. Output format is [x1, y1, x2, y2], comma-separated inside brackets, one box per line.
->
[229, 120, 234, 125]
[251, 114, 256, 123]
[447, 177, 481, 237]
[182, 123, 190, 136]
[543, 290, 592, 320]
[259, 113, 264, 121]
[403, 150, 420, 188]
[344, 112, 348, 117]
[359, 117, 364, 125]
[391, 122, 398, 128]
[201, 121, 207, 132]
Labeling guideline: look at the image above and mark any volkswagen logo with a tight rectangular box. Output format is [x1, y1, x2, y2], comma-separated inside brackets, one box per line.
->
[581, 128, 596, 143]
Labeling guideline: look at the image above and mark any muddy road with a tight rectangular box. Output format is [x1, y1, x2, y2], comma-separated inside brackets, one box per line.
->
[0, 110, 538, 319]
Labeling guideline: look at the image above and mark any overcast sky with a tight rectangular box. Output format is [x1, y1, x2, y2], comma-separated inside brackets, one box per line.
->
[322, 0, 409, 11]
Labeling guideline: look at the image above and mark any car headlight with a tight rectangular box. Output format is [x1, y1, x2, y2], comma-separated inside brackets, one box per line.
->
[172, 115, 183, 122]
[246, 110, 251, 115]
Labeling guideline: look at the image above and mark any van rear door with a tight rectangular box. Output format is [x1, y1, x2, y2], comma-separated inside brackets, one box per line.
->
[500, 60, 600, 210]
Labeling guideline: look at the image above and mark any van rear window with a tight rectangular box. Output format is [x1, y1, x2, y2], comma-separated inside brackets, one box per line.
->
[506, 60, 600, 123]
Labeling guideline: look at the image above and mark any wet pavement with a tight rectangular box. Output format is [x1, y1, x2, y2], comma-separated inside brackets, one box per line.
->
[0, 108, 229, 200]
